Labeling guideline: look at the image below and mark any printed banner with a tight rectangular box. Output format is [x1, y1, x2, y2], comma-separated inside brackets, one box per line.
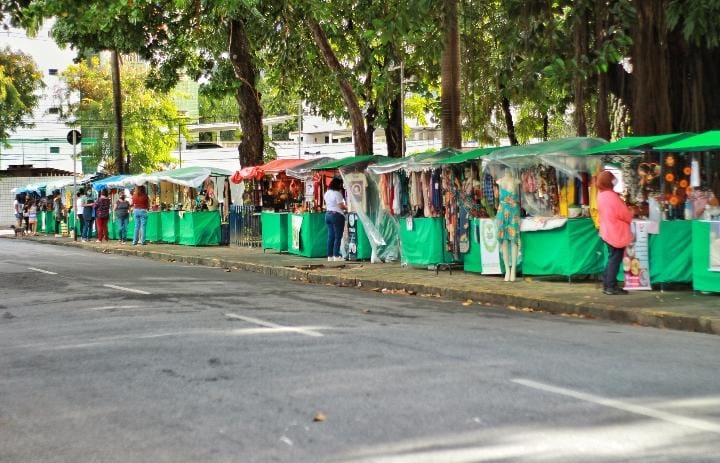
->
[346, 213, 358, 260]
[710, 221, 720, 272]
[623, 220, 652, 290]
[479, 219, 502, 275]
[291, 214, 303, 251]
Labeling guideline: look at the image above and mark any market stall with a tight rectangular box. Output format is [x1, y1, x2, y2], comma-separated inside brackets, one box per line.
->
[580, 133, 698, 286]
[435, 147, 503, 274]
[480, 137, 608, 278]
[231, 159, 309, 251]
[286, 155, 386, 259]
[652, 131, 720, 292]
[105, 167, 232, 246]
[364, 149, 462, 266]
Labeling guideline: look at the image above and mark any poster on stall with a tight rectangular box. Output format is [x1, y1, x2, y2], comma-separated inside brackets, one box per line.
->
[710, 221, 720, 272]
[291, 214, 303, 251]
[479, 219, 502, 275]
[623, 220, 652, 290]
[346, 213, 358, 260]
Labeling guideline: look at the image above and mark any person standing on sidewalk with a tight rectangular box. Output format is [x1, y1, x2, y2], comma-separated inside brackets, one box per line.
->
[52, 190, 65, 237]
[132, 185, 149, 245]
[596, 170, 634, 295]
[114, 193, 130, 244]
[81, 188, 95, 242]
[13, 194, 24, 230]
[94, 189, 111, 243]
[27, 198, 38, 235]
[324, 177, 347, 262]
[75, 189, 84, 239]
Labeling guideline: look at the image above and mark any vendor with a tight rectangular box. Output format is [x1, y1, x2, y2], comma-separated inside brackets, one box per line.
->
[204, 193, 219, 212]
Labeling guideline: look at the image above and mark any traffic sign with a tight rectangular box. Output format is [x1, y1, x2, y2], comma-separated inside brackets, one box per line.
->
[66, 130, 81, 145]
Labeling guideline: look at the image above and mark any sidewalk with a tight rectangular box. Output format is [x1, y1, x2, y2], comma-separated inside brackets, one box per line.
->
[8, 234, 720, 336]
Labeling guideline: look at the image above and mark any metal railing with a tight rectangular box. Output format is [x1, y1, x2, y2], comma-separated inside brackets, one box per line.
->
[229, 204, 261, 247]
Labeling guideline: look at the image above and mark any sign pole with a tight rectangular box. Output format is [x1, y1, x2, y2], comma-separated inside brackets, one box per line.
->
[72, 130, 77, 241]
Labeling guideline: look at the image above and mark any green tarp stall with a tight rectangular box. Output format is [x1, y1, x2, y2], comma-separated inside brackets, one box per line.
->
[310, 155, 386, 171]
[521, 218, 605, 277]
[692, 221, 720, 293]
[261, 211, 289, 252]
[285, 157, 335, 180]
[287, 212, 328, 257]
[436, 147, 500, 165]
[463, 218, 484, 273]
[649, 220, 693, 284]
[156, 166, 234, 188]
[146, 212, 162, 242]
[399, 217, 455, 266]
[354, 219, 372, 260]
[161, 211, 180, 244]
[580, 133, 695, 155]
[178, 211, 221, 246]
[653, 130, 720, 152]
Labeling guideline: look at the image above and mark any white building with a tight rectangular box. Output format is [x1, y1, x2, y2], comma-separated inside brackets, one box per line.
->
[0, 20, 79, 173]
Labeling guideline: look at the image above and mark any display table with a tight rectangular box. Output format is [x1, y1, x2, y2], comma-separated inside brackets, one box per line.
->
[287, 212, 327, 257]
[649, 220, 693, 284]
[521, 217, 605, 276]
[146, 211, 162, 242]
[261, 212, 289, 252]
[178, 211, 220, 246]
[399, 217, 455, 266]
[161, 211, 180, 244]
[691, 220, 720, 293]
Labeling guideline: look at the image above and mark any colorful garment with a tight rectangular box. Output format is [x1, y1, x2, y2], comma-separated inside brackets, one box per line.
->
[496, 188, 520, 243]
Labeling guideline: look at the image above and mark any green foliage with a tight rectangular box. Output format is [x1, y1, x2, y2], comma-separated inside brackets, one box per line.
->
[0, 47, 44, 143]
[61, 58, 185, 173]
[667, 0, 720, 48]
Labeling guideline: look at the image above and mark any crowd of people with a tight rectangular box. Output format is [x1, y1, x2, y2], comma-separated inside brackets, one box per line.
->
[14, 185, 151, 245]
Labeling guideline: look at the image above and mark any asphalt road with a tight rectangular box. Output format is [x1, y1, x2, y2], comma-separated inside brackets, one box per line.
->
[1, 239, 720, 463]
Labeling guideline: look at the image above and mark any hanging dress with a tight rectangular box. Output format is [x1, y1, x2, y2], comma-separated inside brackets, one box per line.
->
[496, 187, 520, 243]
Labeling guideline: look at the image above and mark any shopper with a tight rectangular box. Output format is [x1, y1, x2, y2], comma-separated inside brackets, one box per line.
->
[13, 193, 24, 229]
[132, 185, 149, 245]
[52, 190, 65, 237]
[115, 193, 130, 244]
[95, 189, 111, 242]
[27, 198, 38, 236]
[23, 194, 30, 232]
[81, 188, 95, 242]
[75, 188, 85, 239]
[324, 177, 347, 262]
[596, 170, 634, 295]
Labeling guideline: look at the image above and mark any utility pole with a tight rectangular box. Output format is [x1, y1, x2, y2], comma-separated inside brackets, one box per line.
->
[71, 129, 78, 241]
[178, 122, 182, 168]
[400, 60, 405, 157]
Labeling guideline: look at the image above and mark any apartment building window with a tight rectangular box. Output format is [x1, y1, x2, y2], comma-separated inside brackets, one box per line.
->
[48, 69, 58, 76]
[48, 107, 61, 115]
[49, 147, 60, 154]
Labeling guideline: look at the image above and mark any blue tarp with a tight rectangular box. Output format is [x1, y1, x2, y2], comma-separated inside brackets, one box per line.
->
[92, 175, 130, 191]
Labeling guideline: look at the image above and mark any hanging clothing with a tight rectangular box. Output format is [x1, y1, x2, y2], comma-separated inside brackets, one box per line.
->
[431, 169, 443, 213]
[496, 187, 520, 243]
[392, 172, 402, 215]
[421, 171, 432, 217]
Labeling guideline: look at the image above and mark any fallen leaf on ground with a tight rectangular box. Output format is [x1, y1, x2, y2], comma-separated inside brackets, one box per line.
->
[362, 309, 371, 314]
[313, 412, 326, 422]
[462, 299, 473, 306]
[507, 305, 517, 311]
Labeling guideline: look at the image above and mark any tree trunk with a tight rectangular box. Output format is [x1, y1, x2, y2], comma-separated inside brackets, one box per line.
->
[110, 50, 125, 173]
[441, 0, 462, 149]
[573, 6, 588, 137]
[630, 0, 673, 135]
[594, 0, 611, 140]
[501, 96, 519, 145]
[229, 19, 264, 167]
[542, 113, 549, 141]
[384, 96, 403, 158]
[307, 19, 370, 156]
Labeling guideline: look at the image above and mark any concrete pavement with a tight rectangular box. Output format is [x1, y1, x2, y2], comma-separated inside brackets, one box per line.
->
[6, 234, 720, 336]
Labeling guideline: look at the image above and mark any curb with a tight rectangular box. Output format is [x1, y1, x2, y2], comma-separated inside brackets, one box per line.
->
[11, 237, 720, 336]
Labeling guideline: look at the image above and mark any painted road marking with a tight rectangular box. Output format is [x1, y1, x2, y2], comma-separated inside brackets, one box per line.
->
[87, 305, 141, 311]
[28, 267, 57, 275]
[513, 378, 720, 434]
[103, 284, 151, 295]
[225, 312, 325, 337]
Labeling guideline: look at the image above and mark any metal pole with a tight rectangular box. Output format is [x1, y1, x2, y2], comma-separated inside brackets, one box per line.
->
[400, 60, 405, 157]
[178, 122, 182, 168]
[297, 100, 302, 159]
[72, 129, 77, 241]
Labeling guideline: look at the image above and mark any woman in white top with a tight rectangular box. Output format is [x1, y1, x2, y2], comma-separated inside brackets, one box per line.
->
[324, 177, 347, 261]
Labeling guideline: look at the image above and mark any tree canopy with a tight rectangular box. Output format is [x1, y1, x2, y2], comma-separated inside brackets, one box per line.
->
[0, 47, 44, 144]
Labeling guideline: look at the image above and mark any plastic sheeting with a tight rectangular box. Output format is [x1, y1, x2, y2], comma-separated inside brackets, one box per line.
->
[654, 130, 720, 152]
[692, 220, 720, 292]
[286, 157, 335, 180]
